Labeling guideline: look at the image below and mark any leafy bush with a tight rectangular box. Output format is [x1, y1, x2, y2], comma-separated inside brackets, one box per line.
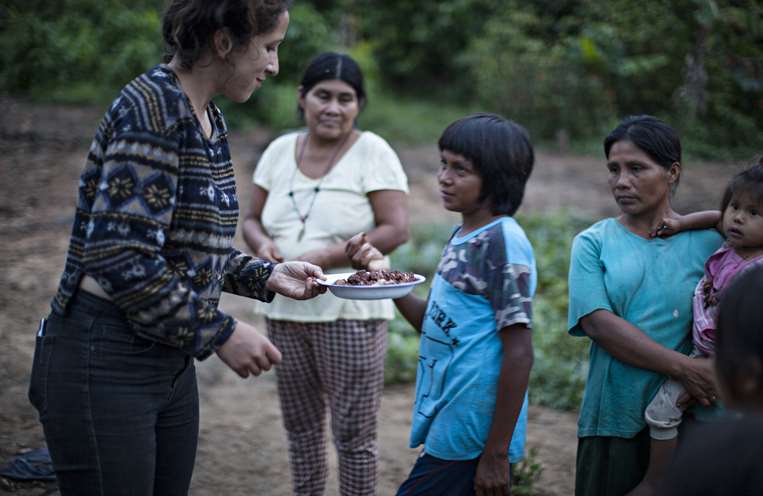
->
[3, 1, 759, 157]
[384, 213, 592, 412]
[354, 0, 497, 98]
[512, 448, 545, 496]
[1, 1, 163, 103]
[520, 214, 591, 411]
[384, 317, 420, 385]
[466, 9, 615, 141]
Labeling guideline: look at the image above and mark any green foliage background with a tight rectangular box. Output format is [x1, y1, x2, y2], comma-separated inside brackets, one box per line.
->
[2, 0, 761, 155]
[1, 0, 759, 413]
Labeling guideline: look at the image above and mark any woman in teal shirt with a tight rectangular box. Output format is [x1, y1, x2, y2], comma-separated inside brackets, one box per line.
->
[567, 115, 723, 496]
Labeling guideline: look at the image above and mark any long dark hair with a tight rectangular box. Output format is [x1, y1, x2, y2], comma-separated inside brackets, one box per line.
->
[162, 0, 291, 70]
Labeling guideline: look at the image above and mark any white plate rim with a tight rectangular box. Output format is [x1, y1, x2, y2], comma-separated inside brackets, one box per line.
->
[316, 272, 426, 289]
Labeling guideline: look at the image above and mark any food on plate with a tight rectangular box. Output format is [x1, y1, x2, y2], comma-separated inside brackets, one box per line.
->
[335, 269, 416, 286]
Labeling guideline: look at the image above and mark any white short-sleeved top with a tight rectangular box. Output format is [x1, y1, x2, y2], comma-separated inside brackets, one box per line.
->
[252, 130, 409, 321]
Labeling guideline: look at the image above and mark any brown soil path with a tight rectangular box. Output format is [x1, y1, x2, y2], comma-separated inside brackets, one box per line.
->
[0, 97, 741, 495]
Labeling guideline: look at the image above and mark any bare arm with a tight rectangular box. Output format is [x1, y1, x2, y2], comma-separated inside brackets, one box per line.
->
[581, 309, 717, 405]
[652, 210, 722, 238]
[392, 293, 428, 333]
[475, 324, 533, 495]
[242, 184, 283, 262]
[296, 189, 410, 269]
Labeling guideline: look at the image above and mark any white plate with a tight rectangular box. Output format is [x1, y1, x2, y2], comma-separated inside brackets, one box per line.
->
[317, 272, 427, 300]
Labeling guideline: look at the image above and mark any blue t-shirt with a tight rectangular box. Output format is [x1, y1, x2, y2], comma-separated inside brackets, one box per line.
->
[567, 218, 723, 438]
[410, 217, 536, 463]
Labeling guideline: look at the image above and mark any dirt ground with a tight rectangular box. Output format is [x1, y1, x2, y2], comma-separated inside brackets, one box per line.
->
[0, 96, 742, 495]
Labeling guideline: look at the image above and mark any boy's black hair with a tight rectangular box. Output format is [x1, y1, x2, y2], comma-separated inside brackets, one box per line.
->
[716, 265, 763, 403]
[604, 115, 682, 189]
[438, 113, 534, 216]
[720, 160, 763, 213]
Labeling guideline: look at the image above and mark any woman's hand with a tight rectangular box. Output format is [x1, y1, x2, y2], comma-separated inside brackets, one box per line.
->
[255, 239, 284, 263]
[216, 321, 282, 378]
[266, 261, 326, 300]
[474, 453, 510, 496]
[345, 232, 387, 270]
[676, 356, 718, 407]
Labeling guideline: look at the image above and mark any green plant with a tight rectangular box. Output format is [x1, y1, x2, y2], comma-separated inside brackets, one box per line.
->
[512, 447, 545, 496]
[384, 316, 420, 385]
[1, 1, 163, 104]
[518, 212, 591, 411]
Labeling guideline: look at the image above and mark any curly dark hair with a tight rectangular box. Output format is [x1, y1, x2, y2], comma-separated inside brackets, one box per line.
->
[162, 0, 291, 70]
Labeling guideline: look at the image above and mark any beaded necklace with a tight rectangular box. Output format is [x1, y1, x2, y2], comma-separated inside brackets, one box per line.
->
[288, 131, 352, 241]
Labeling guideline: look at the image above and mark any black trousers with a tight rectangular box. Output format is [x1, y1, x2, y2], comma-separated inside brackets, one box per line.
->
[29, 290, 198, 496]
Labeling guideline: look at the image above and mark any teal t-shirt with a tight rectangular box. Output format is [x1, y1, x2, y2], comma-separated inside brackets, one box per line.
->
[567, 218, 722, 438]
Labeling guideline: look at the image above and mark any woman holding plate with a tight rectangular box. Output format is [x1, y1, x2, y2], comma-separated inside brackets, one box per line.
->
[242, 52, 409, 495]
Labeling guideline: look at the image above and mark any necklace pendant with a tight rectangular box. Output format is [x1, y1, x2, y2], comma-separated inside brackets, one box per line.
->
[297, 224, 306, 242]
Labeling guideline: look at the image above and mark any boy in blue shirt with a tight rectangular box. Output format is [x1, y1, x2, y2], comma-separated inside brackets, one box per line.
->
[347, 113, 536, 495]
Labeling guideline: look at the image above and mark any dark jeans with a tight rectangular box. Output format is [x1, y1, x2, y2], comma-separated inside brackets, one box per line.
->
[397, 452, 514, 496]
[29, 290, 199, 496]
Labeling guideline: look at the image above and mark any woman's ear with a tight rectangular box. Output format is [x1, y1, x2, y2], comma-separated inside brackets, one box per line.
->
[668, 162, 681, 185]
[297, 86, 305, 109]
[213, 29, 234, 59]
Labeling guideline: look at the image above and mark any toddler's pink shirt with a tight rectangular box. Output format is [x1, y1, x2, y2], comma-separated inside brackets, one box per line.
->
[692, 244, 763, 356]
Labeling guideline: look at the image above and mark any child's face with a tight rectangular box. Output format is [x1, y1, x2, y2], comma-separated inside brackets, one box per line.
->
[722, 191, 763, 257]
[437, 149, 485, 214]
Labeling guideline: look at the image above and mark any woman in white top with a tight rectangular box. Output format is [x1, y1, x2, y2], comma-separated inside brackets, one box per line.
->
[243, 52, 409, 495]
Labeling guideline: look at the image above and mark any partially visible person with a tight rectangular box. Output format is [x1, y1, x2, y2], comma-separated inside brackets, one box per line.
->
[567, 115, 723, 496]
[27, 2, 327, 495]
[242, 52, 409, 495]
[630, 160, 763, 495]
[656, 265, 763, 495]
[347, 113, 535, 496]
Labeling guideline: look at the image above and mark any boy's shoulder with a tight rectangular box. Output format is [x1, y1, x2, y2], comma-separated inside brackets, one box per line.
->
[493, 217, 534, 266]
[445, 217, 533, 268]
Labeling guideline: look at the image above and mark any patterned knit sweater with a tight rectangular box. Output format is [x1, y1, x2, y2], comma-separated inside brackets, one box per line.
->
[52, 65, 274, 359]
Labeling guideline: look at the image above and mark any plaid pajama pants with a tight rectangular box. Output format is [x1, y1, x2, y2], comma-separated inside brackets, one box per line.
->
[267, 318, 388, 496]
